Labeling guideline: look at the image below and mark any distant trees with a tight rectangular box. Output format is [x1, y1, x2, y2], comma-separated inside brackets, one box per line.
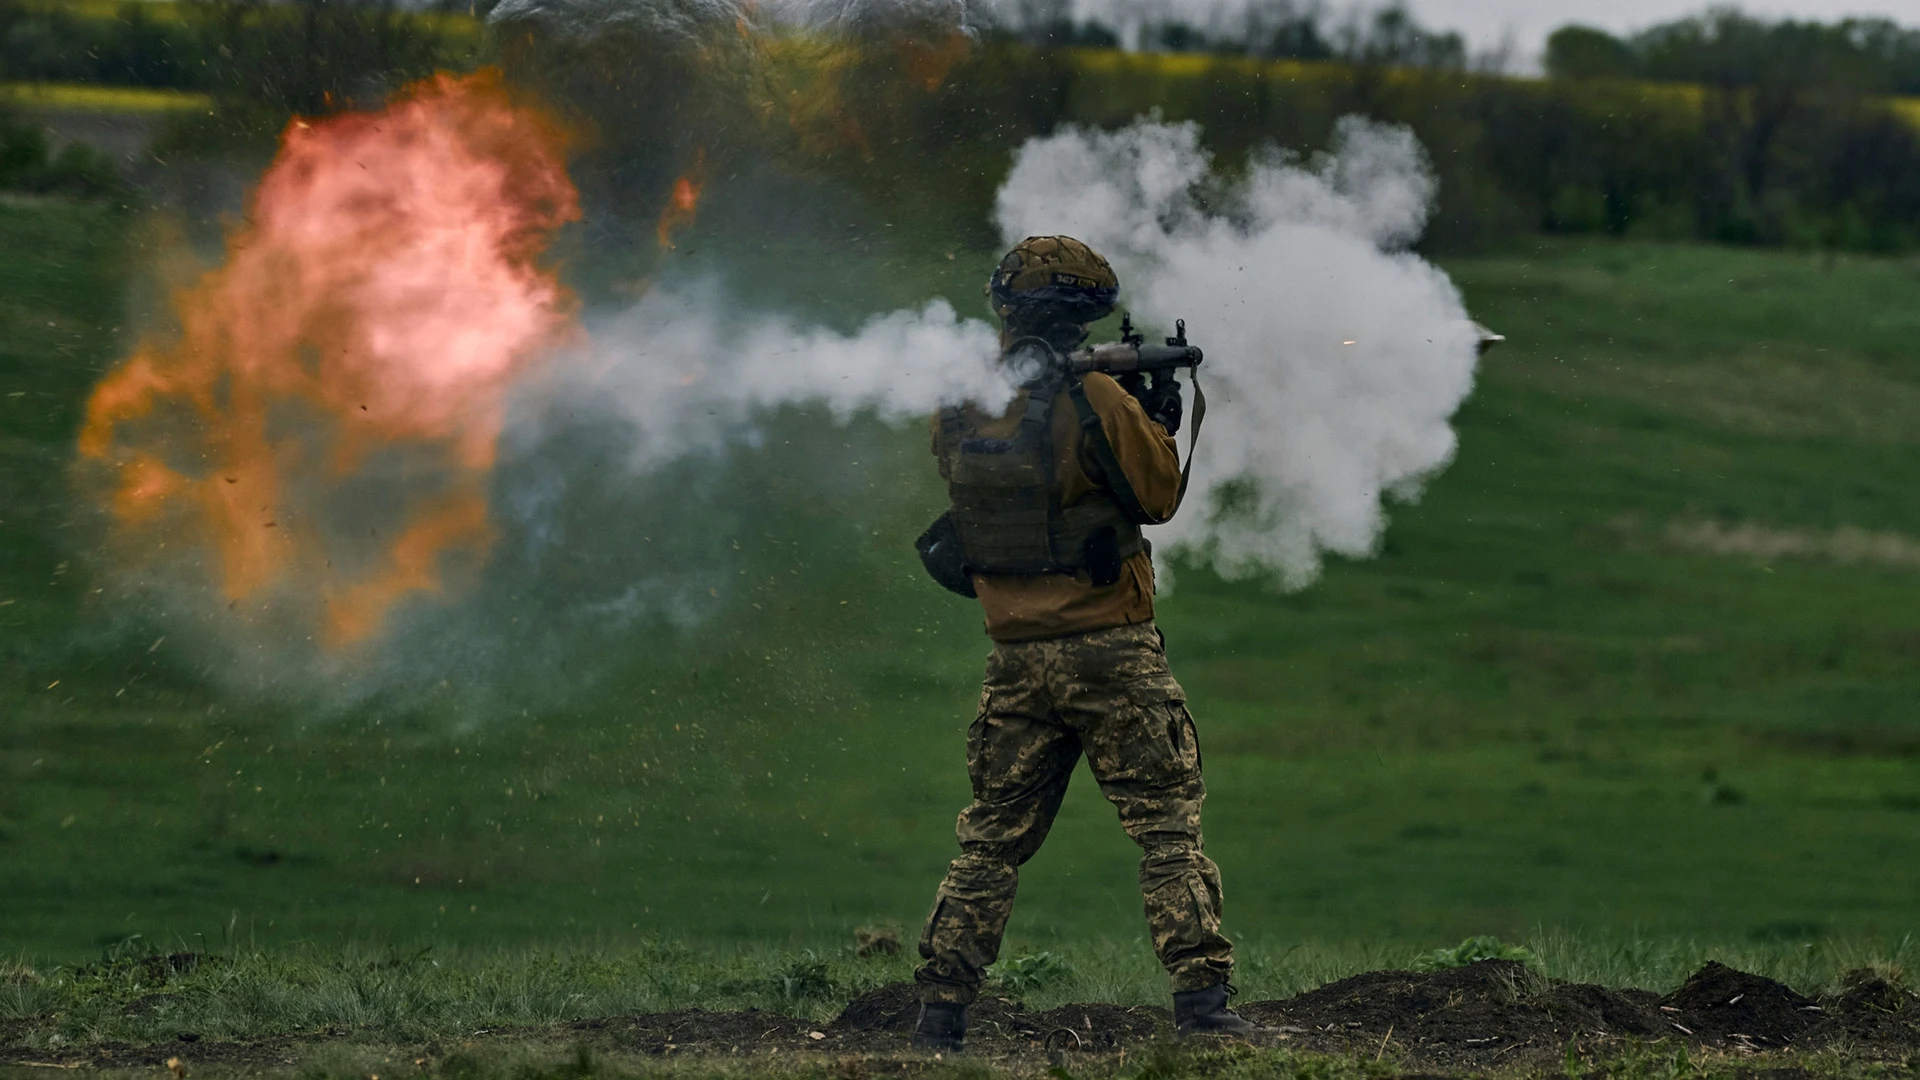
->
[0, 0, 474, 152]
[1241, 1, 1333, 61]
[985, 0, 1920, 85]
[10, 0, 1920, 253]
[0, 0, 206, 87]
[189, 0, 462, 116]
[1331, 5, 1465, 70]
[1545, 10, 1920, 93]
[1543, 26, 1637, 81]
[1542, 10, 1920, 249]
[0, 0, 468, 109]
[981, 0, 1471, 70]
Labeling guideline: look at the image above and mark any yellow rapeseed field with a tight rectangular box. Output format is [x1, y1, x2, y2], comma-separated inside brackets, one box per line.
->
[0, 81, 211, 113]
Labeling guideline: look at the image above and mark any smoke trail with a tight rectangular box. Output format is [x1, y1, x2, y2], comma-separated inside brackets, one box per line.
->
[532, 288, 1012, 470]
[996, 116, 1481, 587]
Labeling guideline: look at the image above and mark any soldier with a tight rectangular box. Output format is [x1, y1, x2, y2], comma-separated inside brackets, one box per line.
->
[910, 236, 1254, 1052]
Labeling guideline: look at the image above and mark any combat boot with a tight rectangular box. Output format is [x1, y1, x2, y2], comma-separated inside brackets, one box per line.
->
[911, 1001, 967, 1052]
[1173, 982, 1258, 1037]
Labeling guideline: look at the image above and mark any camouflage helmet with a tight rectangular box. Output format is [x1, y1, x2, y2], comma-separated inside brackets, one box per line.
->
[987, 236, 1120, 328]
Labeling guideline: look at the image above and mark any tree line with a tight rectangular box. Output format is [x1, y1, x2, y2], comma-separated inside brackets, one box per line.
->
[989, 0, 1477, 70]
[0, 0, 467, 109]
[1547, 10, 1920, 94]
[5, 0, 1920, 254]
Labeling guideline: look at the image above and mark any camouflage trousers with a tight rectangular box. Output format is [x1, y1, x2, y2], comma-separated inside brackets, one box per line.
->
[914, 621, 1233, 1004]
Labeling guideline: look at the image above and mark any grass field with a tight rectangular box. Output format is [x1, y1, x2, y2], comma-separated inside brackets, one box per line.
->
[2, 193, 1918, 1033]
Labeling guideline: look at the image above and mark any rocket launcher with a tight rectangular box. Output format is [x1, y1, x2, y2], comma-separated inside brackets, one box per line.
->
[1067, 315, 1203, 375]
[1057, 314, 1209, 518]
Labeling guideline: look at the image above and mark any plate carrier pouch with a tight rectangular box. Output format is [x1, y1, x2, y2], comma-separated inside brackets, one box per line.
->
[936, 372, 1152, 581]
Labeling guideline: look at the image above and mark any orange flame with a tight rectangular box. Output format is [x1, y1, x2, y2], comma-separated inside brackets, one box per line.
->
[78, 69, 581, 649]
[656, 149, 706, 250]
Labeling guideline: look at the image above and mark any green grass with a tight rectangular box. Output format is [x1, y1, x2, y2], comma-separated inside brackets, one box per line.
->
[0, 934, 1914, 1053]
[2, 943, 1915, 1078]
[2, 202, 1918, 991]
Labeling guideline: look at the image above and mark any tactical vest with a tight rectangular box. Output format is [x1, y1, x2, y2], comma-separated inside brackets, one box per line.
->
[938, 375, 1147, 577]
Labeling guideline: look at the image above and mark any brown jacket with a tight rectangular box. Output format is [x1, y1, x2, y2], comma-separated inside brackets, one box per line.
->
[932, 372, 1181, 643]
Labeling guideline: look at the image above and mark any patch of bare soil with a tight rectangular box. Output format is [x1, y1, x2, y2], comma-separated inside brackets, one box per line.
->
[572, 1007, 817, 1052]
[1234, 960, 1662, 1066]
[4, 962, 1916, 1072]
[829, 980, 1170, 1052]
[0, 1035, 307, 1071]
[1228, 960, 1918, 1069]
[1660, 960, 1818, 1049]
[1803, 970, 1920, 1053]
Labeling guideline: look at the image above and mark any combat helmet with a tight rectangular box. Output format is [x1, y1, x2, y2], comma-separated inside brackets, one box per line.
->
[987, 236, 1120, 341]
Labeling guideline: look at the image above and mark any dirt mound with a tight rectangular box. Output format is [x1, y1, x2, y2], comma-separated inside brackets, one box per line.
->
[1658, 960, 1817, 1049]
[1240, 959, 1614, 1065]
[1025, 1001, 1172, 1049]
[1535, 982, 1667, 1038]
[1803, 970, 1920, 1053]
[832, 981, 1037, 1037]
[1232, 959, 1918, 1066]
[832, 981, 928, 1033]
[1247, 958, 1538, 1029]
[831, 982, 1170, 1050]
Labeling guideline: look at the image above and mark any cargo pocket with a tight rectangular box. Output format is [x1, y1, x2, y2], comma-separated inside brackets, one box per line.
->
[965, 694, 991, 798]
[1094, 679, 1200, 786]
[1159, 699, 1202, 782]
[919, 894, 952, 961]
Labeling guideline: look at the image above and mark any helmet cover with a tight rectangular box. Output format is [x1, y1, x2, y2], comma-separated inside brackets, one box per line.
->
[987, 236, 1120, 332]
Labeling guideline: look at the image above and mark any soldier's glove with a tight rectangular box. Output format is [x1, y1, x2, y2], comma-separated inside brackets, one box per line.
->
[1116, 372, 1147, 400]
[1139, 379, 1183, 436]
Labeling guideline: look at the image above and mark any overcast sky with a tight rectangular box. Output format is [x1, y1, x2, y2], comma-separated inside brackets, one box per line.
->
[1407, 0, 1920, 57]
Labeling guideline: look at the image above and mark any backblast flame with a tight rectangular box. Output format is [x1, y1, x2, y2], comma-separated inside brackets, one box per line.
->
[79, 69, 581, 649]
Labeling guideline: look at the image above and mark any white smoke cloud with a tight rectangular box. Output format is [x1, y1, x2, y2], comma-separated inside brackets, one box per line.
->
[549, 116, 1476, 593]
[526, 289, 1013, 469]
[781, 0, 976, 34]
[487, 0, 748, 42]
[997, 115, 1480, 586]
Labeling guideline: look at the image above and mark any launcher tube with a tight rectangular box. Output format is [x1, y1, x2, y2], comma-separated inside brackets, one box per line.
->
[1067, 343, 1204, 374]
